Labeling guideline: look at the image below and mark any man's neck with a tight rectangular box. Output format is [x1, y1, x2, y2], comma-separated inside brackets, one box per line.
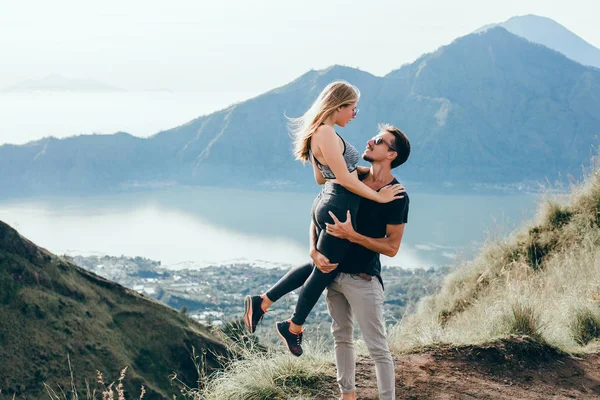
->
[364, 163, 394, 189]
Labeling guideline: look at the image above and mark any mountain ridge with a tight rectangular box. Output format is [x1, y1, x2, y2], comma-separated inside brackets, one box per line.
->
[2, 28, 600, 195]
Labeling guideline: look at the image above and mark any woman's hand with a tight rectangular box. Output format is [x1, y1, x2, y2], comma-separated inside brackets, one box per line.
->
[377, 184, 405, 203]
[309, 248, 338, 273]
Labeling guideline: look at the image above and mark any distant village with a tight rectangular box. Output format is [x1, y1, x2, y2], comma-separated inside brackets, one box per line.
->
[65, 254, 451, 338]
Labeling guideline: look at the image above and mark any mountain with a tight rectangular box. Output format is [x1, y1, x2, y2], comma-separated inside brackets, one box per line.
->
[0, 133, 167, 196]
[384, 27, 600, 183]
[0, 220, 229, 399]
[2, 27, 600, 196]
[478, 15, 600, 69]
[1, 74, 125, 92]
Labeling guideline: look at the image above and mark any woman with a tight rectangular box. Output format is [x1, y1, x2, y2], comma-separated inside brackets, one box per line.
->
[243, 81, 403, 356]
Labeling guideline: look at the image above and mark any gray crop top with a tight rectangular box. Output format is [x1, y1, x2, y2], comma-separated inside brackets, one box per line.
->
[310, 132, 360, 179]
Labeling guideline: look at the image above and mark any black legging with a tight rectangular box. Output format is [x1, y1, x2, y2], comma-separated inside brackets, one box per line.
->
[266, 181, 360, 325]
[311, 181, 361, 264]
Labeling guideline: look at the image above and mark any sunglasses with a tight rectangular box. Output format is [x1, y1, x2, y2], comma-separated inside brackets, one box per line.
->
[373, 136, 396, 151]
[353, 107, 359, 117]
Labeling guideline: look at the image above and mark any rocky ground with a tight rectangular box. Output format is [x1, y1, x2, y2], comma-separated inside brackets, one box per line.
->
[315, 337, 600, 400]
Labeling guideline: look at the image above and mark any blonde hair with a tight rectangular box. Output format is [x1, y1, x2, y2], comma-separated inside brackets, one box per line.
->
[289, 80, 360, 163]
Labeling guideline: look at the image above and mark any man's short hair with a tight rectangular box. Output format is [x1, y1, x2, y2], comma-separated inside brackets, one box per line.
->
[379, 123, 410, 169]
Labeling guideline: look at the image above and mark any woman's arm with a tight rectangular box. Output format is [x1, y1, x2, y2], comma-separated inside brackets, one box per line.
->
[356, 166, 370, 176]
[311, 159, 326, 185]
[315, 126, 399, 203]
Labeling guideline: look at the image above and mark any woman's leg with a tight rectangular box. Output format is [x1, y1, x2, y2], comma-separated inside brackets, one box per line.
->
[265, 262, 314, 303]
[261, 189, 330, 305]
[286, 184, 360, 326]
[276, 183, 360, 353]
[290, 267, 338, 325]
[276, 265, 338, 357]
[315, 229, 353, 264]
[244, 262, 314, 333]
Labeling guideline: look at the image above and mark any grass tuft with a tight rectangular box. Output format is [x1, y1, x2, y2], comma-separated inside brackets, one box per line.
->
[190, 337, 336, 400]
[505, 303, 544, 340]
[570, 307, 600, 346]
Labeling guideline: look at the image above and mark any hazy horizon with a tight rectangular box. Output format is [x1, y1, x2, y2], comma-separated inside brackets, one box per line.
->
[0, 90, 259, 145]
[2, 1, 600, 145]
[2, 1, 599, 94]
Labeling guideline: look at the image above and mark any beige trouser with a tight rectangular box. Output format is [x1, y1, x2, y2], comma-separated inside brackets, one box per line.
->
[326, 273, 395, 400]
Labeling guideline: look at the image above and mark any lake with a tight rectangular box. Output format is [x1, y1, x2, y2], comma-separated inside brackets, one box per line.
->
[0, 91, 543, 270]
[0, 186, 541, 270]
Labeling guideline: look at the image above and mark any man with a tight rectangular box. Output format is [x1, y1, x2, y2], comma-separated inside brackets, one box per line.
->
[243, 123, 410, 399]
[314, 123, 410, 400]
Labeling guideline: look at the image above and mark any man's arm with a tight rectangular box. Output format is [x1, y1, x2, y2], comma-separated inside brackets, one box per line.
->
[326, 210, 405, 257]
[348, 223, 405, 257]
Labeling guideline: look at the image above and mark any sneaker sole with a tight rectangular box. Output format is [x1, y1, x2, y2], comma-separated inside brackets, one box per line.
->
[275, 322, 301, 357]
[243, 295, 254, 333]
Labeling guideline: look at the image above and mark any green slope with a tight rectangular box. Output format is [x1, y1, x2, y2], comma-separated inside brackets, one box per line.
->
[0, 220, 229, 399]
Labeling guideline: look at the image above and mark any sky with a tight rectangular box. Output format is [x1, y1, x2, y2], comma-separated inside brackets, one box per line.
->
[1, 0, 600, 96]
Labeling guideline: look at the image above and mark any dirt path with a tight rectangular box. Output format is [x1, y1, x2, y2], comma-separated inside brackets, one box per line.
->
[317, 338, 600, 399]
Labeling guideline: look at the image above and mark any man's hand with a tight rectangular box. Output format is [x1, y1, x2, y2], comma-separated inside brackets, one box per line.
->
[326, 210, 357, 241]
[310, 248, 338, 273]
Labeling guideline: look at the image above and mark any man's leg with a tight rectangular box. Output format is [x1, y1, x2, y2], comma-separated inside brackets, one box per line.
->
[343, 275, 395, 400]
[326, 275, 356, 398]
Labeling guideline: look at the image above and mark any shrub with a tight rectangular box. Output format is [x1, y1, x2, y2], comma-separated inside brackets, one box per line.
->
[570, 308, 600, 345]
[0, 269, 19, 304]
[544, 202, 573, 229]
[500, 303, 544, 341]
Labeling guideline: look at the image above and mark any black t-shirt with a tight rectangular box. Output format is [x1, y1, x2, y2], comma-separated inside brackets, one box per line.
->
[337, 177, 409, 278]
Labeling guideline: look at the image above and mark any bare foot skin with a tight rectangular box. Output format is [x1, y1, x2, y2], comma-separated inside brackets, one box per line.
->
[289, 320, 303, 334]
[260, 293, 273, 311]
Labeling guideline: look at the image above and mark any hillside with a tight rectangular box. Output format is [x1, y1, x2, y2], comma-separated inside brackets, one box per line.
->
[3, 27, 600, 195]
[0, 220, 229, 399]
[391, 166, 600, 354]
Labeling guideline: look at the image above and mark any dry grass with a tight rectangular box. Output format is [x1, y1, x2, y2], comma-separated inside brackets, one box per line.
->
[182, 329, 336, 400]
[44, 356, 145, 400]
[390, 166, 600, 355]
[45, 339, 335, 400]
